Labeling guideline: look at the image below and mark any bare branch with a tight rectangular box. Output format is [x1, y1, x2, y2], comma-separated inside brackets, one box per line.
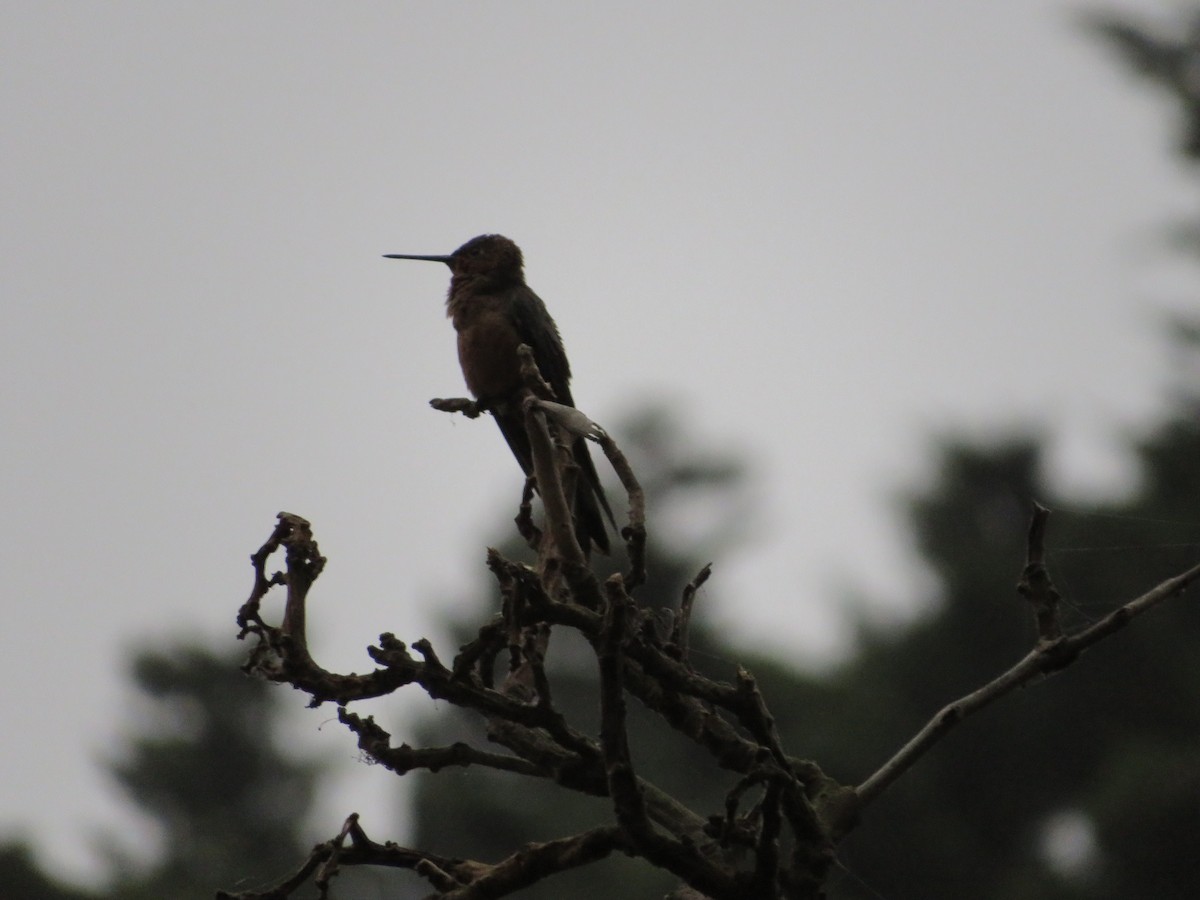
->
[437, 826, 628, 899]
[596, 430, 648, 589]
[599, 576, 649, 836]
[338, 707, 543, 778]
[429, 396, 485, 418]
[858, 515, 1200, 806]
[524, 393, 587, 568]
[1016, 501, 1063, 641]
[216, 814, 481, 899]
[514, 473, 541, 547]
[670, 562, 713, 664]
[533, 398, 606, 441]
[233, 369, 1200, 900]
[750, 777, 784, 897]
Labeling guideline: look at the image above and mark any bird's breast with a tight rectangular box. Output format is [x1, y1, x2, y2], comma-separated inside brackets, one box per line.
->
[454, 307, 524, 402]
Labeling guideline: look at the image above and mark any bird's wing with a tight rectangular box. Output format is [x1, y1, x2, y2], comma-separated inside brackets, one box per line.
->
[506, 284, 616, 549]
[507, 287, 575, 407]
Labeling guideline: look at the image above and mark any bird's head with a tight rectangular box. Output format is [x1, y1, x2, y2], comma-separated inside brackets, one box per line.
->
[385, 234, 525, 289]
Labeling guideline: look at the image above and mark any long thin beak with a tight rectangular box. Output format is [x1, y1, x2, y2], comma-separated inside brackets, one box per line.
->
[382, 253, 453, 264]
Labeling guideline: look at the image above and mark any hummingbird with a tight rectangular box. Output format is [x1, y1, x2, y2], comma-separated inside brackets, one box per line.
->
[385, 234, 614, 554]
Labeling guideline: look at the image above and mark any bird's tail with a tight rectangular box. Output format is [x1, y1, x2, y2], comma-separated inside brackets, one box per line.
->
[572, 438, 615, 556]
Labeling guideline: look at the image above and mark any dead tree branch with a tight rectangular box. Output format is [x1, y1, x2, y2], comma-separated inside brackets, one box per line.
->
[231, 365, 1198, 898]
[857, 505, 1200, 806]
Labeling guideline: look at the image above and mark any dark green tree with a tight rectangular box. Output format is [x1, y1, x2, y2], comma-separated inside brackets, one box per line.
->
[0, 844, 99, 900]
[0, 644, 324, 900]
[826, 422, 1200, 899]
[104, 645, 323, 900]
[803, 9, 1200, 896]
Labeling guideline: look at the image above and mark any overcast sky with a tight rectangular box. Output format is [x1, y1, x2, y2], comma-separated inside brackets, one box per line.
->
[3, 0, 1193, 886]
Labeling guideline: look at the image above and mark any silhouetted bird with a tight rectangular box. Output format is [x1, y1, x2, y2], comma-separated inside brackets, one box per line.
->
[385, 234, 614, 554]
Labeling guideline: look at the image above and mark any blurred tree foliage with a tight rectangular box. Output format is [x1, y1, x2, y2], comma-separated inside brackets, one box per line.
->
[0, 645, 323, 900]
[103, 646, 323, 900]
[0, 844, 98, 900]
[409, 8, 1200, 899]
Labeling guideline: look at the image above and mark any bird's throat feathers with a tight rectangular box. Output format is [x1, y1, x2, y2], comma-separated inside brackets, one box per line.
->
[445, 283, 515, 332]
[445, 266, 523, 323]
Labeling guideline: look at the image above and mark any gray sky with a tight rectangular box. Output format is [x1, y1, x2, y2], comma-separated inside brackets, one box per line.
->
[2, 0, 1191, 885]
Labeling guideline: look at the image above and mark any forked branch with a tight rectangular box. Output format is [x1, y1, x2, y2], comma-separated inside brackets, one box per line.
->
[857, 505, 1200, 806]
[231, 359, 1200, 899]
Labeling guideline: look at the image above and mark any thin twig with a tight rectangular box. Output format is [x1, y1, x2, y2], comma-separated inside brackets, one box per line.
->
[524, 395, 586, 568]
[857, 556, 1200, 806]
[338, 707, 543, 778]
[515, 474, 541, 547]
[599, 576, 648, 835]
[429, 396, 485, 418]
[596, 431, 648, 589]
[750, 777, 784, 897]
[1016, 501, 1062, 640]
[670, 562, 712, 664]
